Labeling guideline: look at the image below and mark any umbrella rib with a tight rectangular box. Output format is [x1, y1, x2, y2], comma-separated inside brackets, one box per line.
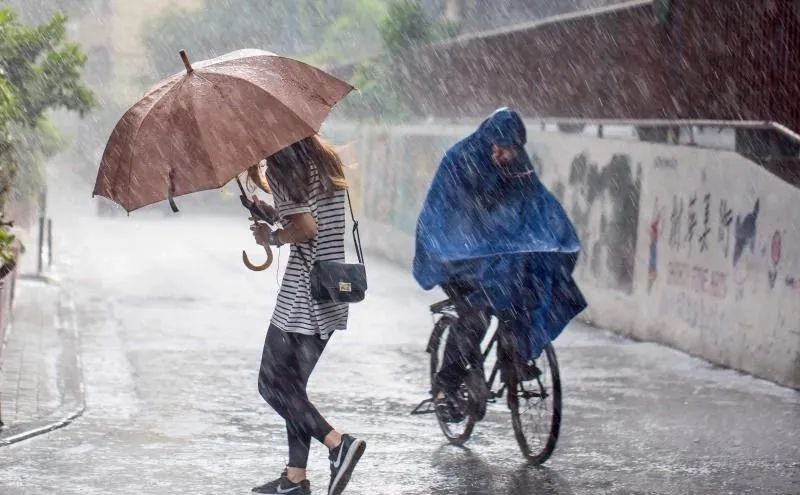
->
[116, 78, 188, 209]
[181, 75, 224, 187]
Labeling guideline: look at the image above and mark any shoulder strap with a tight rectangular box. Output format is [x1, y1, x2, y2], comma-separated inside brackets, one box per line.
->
[295, 188, 364, 267]
[346, 189, 365, 265]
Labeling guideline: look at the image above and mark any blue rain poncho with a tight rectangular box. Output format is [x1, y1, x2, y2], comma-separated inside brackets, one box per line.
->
[413, 109, 587, 360]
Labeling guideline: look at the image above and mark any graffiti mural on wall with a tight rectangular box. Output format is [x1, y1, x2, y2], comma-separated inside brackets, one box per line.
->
[648, 198, 663, 292]
[667, 261, 728, 298]
[718, 199, 733, 258]
[686, 194, 698, 250]
[669, 196, 684, 250]
[733, 199, 760, 266]
[653, 182, 800, 308]
[700, 193, 711, 252]
[660, 190, 761, 266]
[769, 231, 782, 289]
[556, 153, 641, 294]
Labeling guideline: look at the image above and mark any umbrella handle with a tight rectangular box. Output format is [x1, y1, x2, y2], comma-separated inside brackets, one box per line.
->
[242, 244, 273, 271]
[243, 213, 276, 272]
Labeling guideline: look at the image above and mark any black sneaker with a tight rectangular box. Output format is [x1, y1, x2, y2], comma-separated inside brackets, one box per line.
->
[434, 390, 465, 423]
[328, 434, 366, 495]
[252, 469, 311, 495]
[517, 361, 542, 382]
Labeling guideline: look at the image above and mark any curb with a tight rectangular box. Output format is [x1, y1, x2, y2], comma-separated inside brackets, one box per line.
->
[0, 279, 86, 447]
[0, 406, 85, 447]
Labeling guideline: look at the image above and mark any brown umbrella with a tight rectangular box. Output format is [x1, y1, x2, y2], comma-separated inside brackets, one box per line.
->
[93, 48, 352, 212]
[93, 49, 353, 270]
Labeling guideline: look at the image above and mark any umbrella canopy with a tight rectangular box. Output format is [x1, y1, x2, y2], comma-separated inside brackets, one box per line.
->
[93, 49, 353, 212]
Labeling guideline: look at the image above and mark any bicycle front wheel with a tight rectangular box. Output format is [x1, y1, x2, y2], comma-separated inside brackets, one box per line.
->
[506, 343, 562, 464]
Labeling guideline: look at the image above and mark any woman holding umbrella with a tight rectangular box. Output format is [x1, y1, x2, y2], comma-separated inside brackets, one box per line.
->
[93, 50, 366, 495]
[249, 136, 366, 495]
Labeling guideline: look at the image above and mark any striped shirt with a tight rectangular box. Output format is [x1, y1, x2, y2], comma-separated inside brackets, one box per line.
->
[266, 162, 348, 337]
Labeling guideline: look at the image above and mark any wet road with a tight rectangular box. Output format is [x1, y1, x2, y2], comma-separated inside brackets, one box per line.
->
[0, 212, 798, 495]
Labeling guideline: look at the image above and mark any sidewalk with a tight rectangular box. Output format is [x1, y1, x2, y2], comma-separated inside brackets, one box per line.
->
[0, 277, 84, 446]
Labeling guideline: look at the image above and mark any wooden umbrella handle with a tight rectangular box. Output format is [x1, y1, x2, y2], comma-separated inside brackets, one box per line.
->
[243, 219, 274, 271]
[242, 244, 273, 271]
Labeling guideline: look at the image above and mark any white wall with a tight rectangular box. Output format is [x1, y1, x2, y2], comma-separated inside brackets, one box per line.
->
[532, 133, 800, 388]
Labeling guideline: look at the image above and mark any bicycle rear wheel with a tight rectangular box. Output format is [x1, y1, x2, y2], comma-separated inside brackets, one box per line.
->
[428, 315, 476, 446]
[506, 343, 562, 464]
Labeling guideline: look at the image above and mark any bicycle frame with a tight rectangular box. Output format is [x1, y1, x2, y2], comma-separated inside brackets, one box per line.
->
[428, 302, 549, 404]
[428, 302, 508, 400]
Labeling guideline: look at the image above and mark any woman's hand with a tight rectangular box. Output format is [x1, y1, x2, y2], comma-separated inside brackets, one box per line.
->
[242, 194, 278, 224]
[250, 223, 271, 247]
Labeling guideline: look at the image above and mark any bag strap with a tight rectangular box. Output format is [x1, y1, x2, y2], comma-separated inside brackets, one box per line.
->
[295, 187, 364, 267]
[346, 189, 365, 265]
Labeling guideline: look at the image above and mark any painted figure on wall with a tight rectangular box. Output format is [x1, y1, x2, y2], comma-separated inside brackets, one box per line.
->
[648, 198, 663, 292]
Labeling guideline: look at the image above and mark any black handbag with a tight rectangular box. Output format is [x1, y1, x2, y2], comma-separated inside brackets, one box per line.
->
[299, 189, 367, 304]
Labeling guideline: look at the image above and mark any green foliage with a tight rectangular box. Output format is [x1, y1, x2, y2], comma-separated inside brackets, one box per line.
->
[379, 0, 433, 53]
[0, 8, 95, 210]
[0, 10, 95, 123]
[306, 0, 388, 64]
[0, 77, 18, 135]
[337, 60, 411, 122]
[342, 0, 460, 121]
[0, 223, 15, 264]
[380, 0, 459, 54]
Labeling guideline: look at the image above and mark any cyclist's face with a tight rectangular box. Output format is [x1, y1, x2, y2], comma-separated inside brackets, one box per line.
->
[491, 144, 518, 166]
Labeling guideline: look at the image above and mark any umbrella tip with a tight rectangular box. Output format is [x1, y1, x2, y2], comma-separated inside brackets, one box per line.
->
[179, 50, 193, 74]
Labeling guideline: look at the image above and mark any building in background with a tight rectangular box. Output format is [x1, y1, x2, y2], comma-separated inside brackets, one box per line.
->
[69, 0, 203, 103]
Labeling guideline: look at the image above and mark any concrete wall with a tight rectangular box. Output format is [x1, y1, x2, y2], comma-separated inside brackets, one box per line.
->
[327, 123, 800, 388]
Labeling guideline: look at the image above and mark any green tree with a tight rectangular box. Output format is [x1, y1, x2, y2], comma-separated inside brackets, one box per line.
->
[379, 0, 434, 53]
[341, 0, 459, 121]
[380, 0, 459, 54]
[0, 9, 95, 209]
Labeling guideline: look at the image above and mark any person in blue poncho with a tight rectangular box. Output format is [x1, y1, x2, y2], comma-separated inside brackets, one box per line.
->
[413, 108, 586, 420]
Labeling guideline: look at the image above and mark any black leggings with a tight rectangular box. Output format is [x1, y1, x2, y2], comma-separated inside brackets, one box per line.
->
[258, 325, 333, 469]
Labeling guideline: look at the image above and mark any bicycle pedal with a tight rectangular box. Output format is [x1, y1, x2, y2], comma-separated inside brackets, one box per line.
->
[410, 398, 436, 415]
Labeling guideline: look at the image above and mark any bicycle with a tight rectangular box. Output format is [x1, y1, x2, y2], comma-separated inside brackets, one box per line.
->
[412, 298, 562, 465]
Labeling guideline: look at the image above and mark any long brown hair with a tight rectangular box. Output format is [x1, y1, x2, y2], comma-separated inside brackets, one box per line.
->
[265, 135, 347, 203]
[246, 161, 271, 194]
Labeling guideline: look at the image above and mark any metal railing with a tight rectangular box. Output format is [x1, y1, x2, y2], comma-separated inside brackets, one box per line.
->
[531, 117, 800, 145]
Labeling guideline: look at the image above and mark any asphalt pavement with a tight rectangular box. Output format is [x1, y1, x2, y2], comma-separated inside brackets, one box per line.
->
[0, 211, 797, 495]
